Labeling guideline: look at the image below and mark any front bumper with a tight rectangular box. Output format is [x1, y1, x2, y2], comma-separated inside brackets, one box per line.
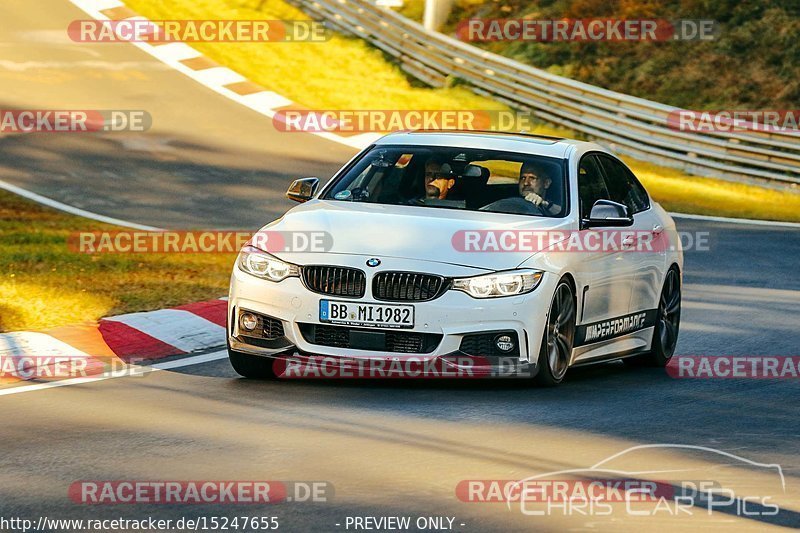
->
[227, 261, 557, 368]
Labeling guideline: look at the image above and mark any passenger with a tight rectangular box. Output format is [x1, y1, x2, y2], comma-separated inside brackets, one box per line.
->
[422, 159, 455, 200]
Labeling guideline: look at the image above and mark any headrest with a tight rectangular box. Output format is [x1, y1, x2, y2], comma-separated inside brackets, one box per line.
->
[462, 164, 483, 178]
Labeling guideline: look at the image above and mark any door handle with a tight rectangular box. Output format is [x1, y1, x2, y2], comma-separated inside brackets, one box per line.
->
[652, 224, 663, 235]
[622, 235, 636, 248]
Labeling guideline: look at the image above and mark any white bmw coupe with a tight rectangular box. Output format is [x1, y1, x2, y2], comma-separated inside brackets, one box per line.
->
[227, 131, 682, 385]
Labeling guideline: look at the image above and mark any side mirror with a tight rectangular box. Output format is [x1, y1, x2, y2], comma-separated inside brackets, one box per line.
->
[286, 177, 319, 203]
[582, 199, 633, 228]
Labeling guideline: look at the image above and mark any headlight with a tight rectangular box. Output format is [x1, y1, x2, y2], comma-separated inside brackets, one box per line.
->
[451, 269, 543, 298]
[237, 245, 299, 282]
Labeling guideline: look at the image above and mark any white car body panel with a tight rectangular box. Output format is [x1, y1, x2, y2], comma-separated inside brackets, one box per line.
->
[266, 200, 573, 271]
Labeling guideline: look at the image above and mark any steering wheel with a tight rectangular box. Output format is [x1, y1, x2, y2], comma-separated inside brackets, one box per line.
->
[480, 196, 546, 215]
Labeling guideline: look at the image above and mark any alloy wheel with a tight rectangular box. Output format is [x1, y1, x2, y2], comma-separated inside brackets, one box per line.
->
[658, 268, 681, 359]
[545, 282, 576, 381]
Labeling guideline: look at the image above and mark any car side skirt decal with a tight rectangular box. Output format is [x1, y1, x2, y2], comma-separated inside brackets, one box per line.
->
[575, 309, 658, 347]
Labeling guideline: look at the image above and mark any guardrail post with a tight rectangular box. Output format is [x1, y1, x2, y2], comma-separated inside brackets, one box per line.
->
[423, 0, 453, 31]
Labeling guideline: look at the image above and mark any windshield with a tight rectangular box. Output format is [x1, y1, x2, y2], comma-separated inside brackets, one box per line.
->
[322, 145, 567, 217]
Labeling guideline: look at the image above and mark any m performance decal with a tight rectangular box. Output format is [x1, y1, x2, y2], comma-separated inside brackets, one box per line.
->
[575, 309, 657, 346]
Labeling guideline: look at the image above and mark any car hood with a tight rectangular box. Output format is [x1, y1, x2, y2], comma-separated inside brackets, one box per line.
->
[258, 200, 574, 271]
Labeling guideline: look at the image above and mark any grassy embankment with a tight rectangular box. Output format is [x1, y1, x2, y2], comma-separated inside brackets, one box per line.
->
[126, 0, 800, 221]
[0, 191, 233, 331]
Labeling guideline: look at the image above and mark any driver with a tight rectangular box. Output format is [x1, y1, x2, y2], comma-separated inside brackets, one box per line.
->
[518, 162, 561, 215]
[479, 161, 562, 215]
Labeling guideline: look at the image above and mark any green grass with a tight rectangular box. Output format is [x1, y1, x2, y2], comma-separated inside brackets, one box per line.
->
[124, 0, 800, 223]
[127, 0, 503, 112]
[419, 0, 800, 110]
[0, 191, 234, 332]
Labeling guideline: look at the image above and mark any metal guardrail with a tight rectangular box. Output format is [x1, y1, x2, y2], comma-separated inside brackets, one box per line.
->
[288, 0, 800, 187]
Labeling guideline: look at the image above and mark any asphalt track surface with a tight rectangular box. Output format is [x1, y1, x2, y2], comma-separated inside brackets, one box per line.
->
[1, 1, 799, 531]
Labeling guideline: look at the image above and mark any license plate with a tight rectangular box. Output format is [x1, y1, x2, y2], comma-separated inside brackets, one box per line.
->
[319, 300, 414, 329]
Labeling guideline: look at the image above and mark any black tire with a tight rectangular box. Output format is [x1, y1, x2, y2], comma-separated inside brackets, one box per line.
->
[228, 344, 278, 379]
[534, 279, 576, 386]
[624, 267, 681, 367]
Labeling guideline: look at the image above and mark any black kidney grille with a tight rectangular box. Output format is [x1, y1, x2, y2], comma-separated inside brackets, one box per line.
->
[373, 272, 447, 301]
[302, 265, 366, 297]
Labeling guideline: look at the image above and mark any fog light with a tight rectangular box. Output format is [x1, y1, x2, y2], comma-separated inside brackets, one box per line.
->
[240, 312, 258, 331]
[495, 334, 515, 353]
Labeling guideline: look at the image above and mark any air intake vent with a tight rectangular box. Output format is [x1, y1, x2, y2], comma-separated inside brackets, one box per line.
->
[298, 324, 442, 354]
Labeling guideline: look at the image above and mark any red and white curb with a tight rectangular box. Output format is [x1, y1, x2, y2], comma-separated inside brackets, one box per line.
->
[0, 298, 228, 389]
[67, 0, 381, 150]
[100, 299, 226, 361]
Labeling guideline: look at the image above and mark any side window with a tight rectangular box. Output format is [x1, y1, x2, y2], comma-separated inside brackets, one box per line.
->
[597, 155, 650, 214]
[578, 155, 610, 219]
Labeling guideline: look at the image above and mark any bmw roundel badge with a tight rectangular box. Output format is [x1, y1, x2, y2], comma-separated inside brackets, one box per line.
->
[366, 258, 381, 267]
